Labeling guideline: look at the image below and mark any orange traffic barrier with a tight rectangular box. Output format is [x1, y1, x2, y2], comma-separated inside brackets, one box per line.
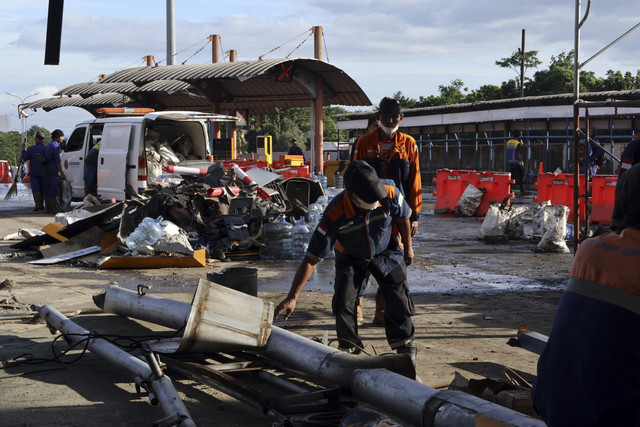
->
[467, 171, 515, 216]
[534, 172, 588, 222]
[590, 175, 617, 225]
[432, 169, 473, 213]
[0, 161, 13, 183]
[433, 169, 515, 216]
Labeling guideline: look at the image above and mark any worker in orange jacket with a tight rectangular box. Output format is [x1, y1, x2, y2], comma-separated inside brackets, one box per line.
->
[353, 97, 422, 324]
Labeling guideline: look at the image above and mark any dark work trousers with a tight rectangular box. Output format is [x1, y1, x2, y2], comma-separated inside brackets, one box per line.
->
[332, 256, 415, 351]
[509, 164, 524, 193]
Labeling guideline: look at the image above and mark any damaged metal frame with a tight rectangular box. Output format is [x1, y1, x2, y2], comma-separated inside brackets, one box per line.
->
[33, 303, 195, 427]
[93, 282, 545, 426]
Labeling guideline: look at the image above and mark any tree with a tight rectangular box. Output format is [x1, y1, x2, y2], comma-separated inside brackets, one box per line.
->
[527, 51, 575, 95]
[496, 49, 542, 95]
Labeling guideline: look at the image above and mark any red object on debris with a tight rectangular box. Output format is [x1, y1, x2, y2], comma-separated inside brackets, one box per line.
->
[206, 186, 240, 197]
[163, 165, 208, 175]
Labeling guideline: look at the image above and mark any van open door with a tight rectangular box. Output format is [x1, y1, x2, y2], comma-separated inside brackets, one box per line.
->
[97, 123, 134, 200]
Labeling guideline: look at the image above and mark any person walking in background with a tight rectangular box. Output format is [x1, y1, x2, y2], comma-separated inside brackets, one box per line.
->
[532, 162, 640, 425]
[20, 131, 47, 211]
[287, 138, 305, 162]
[353, 97, 422, 325]
[506, 131, 525, 195]
[43, 129, 66, 214]
[274, 161, 417, 359]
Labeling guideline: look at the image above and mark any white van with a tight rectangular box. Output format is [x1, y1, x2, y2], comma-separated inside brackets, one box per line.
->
[61, 111, 236, 201]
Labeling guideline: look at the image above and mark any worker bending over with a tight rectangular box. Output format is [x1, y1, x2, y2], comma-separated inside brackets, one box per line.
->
[274, 161, 417, 359]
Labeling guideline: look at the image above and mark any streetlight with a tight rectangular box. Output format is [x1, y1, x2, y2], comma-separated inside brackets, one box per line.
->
[5, 92, 39, 144]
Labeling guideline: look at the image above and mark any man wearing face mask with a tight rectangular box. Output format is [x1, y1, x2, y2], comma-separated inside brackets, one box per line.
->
[354, 97, 422, 324]
[274, 161, 417, 359]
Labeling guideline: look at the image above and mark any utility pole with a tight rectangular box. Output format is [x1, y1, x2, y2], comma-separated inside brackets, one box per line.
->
[520, 29, 525, 98]
[166, 0, 176, 65]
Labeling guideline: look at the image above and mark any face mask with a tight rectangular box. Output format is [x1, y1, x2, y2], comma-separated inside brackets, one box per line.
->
[379, 122, 399, 137]
[350, 192, 378, 210]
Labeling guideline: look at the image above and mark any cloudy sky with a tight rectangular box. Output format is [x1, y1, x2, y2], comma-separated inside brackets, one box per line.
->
[1, 0, 639, 135]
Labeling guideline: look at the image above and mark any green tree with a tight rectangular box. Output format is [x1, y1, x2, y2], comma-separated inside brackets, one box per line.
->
[527, 51, 575, 95]
[495, 49, 542, 95]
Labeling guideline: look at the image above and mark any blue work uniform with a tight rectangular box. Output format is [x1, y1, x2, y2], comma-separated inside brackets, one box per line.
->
[21, 142, 46, 193]
[43, 140, 62, 197]
[306, 184, 415, 350]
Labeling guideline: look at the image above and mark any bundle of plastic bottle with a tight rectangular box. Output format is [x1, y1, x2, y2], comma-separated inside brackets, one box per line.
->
[291, 217, 314, 260]
[260, 214, 293, 260]
[318, 171, 328, 189]
[126, 216, 164, 250]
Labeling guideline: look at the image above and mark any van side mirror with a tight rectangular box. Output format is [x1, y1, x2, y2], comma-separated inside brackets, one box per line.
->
[60, 140, 67, 152]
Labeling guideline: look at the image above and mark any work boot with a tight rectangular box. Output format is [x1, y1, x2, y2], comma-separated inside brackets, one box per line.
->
[356, 297, 364, 326]
[32, 193, 44, 211]
[396, 342, 417, 362]
[372, 292, 386, 326]
[45, 196, 59, 214]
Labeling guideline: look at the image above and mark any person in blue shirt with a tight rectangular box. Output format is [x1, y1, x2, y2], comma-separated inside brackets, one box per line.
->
[21, 131, 47, 211]
[287, 138, 305, 162]
[42, 129, 66, 214]
[274, 161, 417, 359]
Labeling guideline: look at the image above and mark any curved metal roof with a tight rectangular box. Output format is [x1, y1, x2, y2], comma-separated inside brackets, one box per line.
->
[334, 89, 640, 121]
[26, 93, 132, 113]
[25, 57, 371, 116]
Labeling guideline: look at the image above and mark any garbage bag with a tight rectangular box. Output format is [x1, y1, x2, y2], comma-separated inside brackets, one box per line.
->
[534, 204, 570, 253]
[477, 202, 513, 242]
[57, 179, 72, 212]
[454, 184, 484, 217]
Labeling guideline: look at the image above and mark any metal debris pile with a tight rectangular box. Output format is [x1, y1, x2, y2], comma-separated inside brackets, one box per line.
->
[7, 161, 327, 267]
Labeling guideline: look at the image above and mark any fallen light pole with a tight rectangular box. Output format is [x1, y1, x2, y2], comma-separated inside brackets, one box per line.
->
[352, 369, 545, 427]
[94, 283, 545, 426]
[34, 304, 196, 427]
[95, 283, 414, 389]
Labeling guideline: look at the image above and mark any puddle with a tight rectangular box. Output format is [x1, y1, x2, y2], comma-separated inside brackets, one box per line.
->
[406, 263, 566, 294]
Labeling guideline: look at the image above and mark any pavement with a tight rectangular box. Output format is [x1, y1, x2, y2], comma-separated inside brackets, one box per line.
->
[0, 184, 572, 425]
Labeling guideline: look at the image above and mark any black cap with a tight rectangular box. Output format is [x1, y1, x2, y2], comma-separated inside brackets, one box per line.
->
[52, 129, 64, 139]
[378, 97, 401, 116]
[344, 160, 387, 204]
[35, 131, 45, 140]
[617, 162, 640, 226]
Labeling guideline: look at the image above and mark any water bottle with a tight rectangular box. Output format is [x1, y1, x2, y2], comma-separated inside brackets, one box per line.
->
[260, 216, 281, 260]
[292, 217, 313, 260]
[307, 202, 324, 224]
[126, 216, 164, 250]
[334, 172, 344, 189]
[277, 215, 294, 259]
[318, 171, 328, 189]
[565, 223, 574, 240]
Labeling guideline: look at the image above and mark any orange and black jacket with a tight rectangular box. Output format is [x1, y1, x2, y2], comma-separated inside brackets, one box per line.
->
[306, 184, 411, 277]
[353, 130, 421, 221]
[532, 228, 640, 425]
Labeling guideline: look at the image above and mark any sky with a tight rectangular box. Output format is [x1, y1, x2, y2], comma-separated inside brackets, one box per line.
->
[1, 0, 639, 136]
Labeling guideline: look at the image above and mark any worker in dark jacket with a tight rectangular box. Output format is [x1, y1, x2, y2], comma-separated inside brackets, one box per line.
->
[42, 129, 66, 214]
[353, 97, 422, 324]
[532, 162, 640, 426]
[274, 161, 417, 359]
[21, 131, 47, 211]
